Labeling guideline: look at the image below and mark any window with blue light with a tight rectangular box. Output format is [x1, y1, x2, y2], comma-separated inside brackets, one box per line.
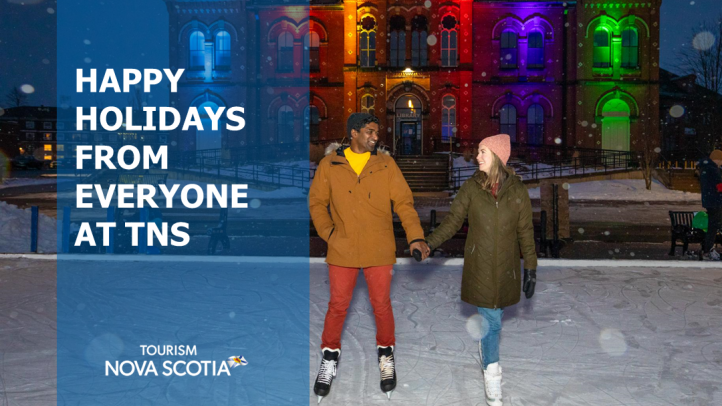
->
[442, 95, 457, 142]
[527, 31, 544, 69]
[527, 104, 544, 145]
[411, 15, 428, 68]
[389, 16, 406, 68]
[189, 31, 205, 69]
[500, 30, 518, 69]
[215, 31, 231, 69]
[500, 104, 517, 142]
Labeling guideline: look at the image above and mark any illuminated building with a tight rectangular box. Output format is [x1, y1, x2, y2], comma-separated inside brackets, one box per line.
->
[164, 0, 661, 156]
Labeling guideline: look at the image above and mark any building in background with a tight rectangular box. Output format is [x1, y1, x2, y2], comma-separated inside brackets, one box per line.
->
[659, 68, 722, 159]
[164, 0, 661, 156]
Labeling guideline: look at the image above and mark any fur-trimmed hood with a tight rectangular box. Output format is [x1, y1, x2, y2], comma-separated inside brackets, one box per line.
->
[324, 142, 391, 156]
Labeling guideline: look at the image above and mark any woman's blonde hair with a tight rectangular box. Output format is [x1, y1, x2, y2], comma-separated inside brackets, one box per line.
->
[478, 150, 516, 191]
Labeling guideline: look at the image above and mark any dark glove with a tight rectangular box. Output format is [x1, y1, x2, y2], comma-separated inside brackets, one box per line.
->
[523, 269, 536, 299]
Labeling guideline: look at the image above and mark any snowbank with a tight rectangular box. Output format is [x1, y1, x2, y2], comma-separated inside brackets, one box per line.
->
[0, 201, 57, 253]
[527, 179, 700, 202]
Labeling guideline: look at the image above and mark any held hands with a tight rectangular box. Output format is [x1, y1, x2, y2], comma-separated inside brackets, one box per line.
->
[410, 241, 431, 262]
[523, 269, 536, 299]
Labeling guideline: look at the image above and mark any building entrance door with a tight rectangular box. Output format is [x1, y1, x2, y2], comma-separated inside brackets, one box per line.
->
[601, 99, 630, 152]
[395, 94, 422, 155]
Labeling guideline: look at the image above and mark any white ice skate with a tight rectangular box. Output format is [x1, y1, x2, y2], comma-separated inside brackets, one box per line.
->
[483, 362, 503, 406]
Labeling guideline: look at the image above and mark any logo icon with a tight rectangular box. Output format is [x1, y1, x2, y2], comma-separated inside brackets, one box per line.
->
[227, 356, 248, 368]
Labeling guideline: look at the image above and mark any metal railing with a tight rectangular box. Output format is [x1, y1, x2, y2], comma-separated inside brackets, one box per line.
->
[450, 144, 636, 192]
[170, 151, 313, 190]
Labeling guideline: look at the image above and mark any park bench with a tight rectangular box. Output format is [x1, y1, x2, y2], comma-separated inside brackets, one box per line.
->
[668, 211, 721, 256]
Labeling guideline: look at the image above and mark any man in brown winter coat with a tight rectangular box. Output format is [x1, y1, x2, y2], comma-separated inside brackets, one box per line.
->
[309, 112, 429, 402]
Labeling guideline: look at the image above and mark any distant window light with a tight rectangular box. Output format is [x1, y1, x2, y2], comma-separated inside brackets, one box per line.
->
[500, 30, 518, 69]
[527, 104, 544, 145]
[593, 27, 611, 68]
[304, 105, 320, 142]
[278, 105, 294, 143]
[359, 16, 377, 68]
[441, 15, 458, 67]
[621, 28, 639, 69]
[43, 122, 52, 129]
[411, 15, 428, 68]
[304, 31, 320, 71]
[189, 30, 205, 69]
[44, 144, 52, 151]
[26, 121, 35, 129]
[278, 32, 294, 72]
[499, 104, 517, 142]
[361, 94, 375, 116]
[527, 31, 544, 69]
[215, 30, 231, 68]
[441, 95, 456, 142]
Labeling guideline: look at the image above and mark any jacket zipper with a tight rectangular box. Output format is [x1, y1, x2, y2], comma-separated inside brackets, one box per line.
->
[493, 195, 499, 308]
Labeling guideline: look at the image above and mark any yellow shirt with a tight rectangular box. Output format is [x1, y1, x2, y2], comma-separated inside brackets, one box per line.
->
[344, 147, 371, 176]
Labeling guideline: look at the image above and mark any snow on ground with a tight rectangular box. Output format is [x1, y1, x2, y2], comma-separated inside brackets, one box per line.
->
[0, 201, 57, 253]
[528, 179, 701, 202]
[2, 258, 721, 405]
[0, 176, 73, 190]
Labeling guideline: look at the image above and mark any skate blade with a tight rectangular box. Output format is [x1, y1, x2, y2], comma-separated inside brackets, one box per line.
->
[386, 390, 393, 400]
[317, 395, 324, 404]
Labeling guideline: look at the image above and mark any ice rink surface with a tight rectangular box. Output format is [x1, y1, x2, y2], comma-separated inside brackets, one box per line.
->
[1, 258, 721, 405]
[310, 262, 722, 406]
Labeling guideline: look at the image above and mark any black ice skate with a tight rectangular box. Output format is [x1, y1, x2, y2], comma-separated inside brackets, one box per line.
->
[314, 348, 340, 404]
[377, 345, 397, 400]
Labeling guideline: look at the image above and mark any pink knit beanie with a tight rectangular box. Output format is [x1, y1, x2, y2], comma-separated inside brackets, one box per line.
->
[479, 134, 511, 165]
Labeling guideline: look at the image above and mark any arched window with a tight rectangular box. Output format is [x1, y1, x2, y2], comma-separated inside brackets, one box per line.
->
[215, 30, 230, 69]
[441, 15, 458, 67]
[304, 105, 320, 142]
[389, 16, 406, 68]
[359, 16, 377, 68]
[499, 104, 517, 142]
[361, 94, 375, 116]
[277, 32, 294, 72]
[593, 27, 611, 68]
[527, 104, 544, 145]
[527, 31, 544, 69]
[304, 32, 320, 71]
[441, 95, 456, 142]
[278, 105, 295, 143]
[411, 15, 428, 68]
[189, 31, 205, 69]
[500, 30, 518, 69]
[621, 28, 639, 69]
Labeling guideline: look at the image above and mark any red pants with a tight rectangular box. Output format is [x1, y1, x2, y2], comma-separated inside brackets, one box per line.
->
[321, 264, 395, 350]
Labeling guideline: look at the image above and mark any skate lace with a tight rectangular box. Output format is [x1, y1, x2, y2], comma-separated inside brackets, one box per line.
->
[317, 359, 337, 385]
[379, 354, 395, 381]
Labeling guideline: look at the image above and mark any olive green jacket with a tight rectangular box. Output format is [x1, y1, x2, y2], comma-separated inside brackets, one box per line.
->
[426, 171, 537, 308]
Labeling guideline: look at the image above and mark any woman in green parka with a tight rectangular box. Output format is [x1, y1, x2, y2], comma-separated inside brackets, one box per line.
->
[423, 134, 537, 406]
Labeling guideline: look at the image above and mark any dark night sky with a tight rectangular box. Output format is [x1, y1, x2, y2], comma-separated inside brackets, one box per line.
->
[0, 0, 721, 108]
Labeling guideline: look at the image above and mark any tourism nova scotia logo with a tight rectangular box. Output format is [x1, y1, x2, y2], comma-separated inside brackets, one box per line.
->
[104, 345, 248, 377]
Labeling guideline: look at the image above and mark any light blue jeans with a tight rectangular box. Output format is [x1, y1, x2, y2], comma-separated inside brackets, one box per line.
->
[478, 307, 504, 369]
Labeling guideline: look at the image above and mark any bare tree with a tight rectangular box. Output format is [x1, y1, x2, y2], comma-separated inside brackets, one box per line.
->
[4, 86, 27, 108]
[678, 14, 722, 94]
